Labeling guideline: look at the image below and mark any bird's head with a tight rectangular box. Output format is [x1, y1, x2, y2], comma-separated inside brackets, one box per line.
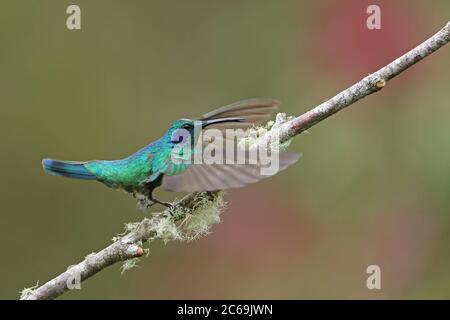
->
[165, 119, 197, 147]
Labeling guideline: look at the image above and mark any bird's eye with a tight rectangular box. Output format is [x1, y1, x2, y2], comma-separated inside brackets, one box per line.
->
[171, 128, 190, 144]
[171, 135, 183, 144]
[182, 124, 191, 129]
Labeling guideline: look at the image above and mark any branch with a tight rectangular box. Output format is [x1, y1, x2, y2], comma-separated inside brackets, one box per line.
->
[21, 21, 450, 300]
[21, 192, 222, 300]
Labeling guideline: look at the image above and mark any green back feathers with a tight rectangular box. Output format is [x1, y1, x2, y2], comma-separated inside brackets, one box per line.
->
[84, 153, 152, 191]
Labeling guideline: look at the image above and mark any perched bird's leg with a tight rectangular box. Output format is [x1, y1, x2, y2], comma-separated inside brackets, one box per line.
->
[132, 191, 167, 211]
[147, 190, 172, 208]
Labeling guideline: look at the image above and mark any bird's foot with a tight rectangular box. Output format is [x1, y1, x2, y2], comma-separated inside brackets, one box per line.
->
[147, 195, 173, 209]
[152, 198, 173, 208]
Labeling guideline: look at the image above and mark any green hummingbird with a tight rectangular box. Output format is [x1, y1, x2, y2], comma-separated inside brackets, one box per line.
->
[42, 99, 300, 207]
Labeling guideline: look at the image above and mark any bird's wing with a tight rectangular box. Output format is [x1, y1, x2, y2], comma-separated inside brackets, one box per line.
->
[200, 98, 279, 130]
[161, 152, 300, 192]
[155, 98, 291, 191]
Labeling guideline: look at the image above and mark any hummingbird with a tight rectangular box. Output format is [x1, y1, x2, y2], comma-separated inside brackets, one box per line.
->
[42, 99, 300, 207]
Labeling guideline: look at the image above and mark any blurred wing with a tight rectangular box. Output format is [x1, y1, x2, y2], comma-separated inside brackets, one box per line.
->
[162, 152, 301, 192]
[200, 98, 279, 130]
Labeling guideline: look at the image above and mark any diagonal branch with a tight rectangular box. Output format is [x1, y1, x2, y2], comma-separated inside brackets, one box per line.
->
[21, 21, 450, 300]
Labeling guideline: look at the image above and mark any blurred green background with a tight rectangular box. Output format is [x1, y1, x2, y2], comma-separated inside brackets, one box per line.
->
[1, 0, 449, 299]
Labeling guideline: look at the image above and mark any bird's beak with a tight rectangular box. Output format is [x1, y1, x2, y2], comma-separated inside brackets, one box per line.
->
[201, 117, 243, 128]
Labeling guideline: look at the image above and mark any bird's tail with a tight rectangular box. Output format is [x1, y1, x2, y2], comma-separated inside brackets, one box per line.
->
[42, 159, 97, 180]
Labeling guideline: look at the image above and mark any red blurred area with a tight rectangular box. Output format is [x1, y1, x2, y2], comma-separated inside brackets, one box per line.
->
[308, 0, 431, 79]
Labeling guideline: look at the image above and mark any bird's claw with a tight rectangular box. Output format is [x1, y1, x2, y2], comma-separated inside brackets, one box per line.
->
[147, 197, 172, 209]
[156, 200, 173, 208]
